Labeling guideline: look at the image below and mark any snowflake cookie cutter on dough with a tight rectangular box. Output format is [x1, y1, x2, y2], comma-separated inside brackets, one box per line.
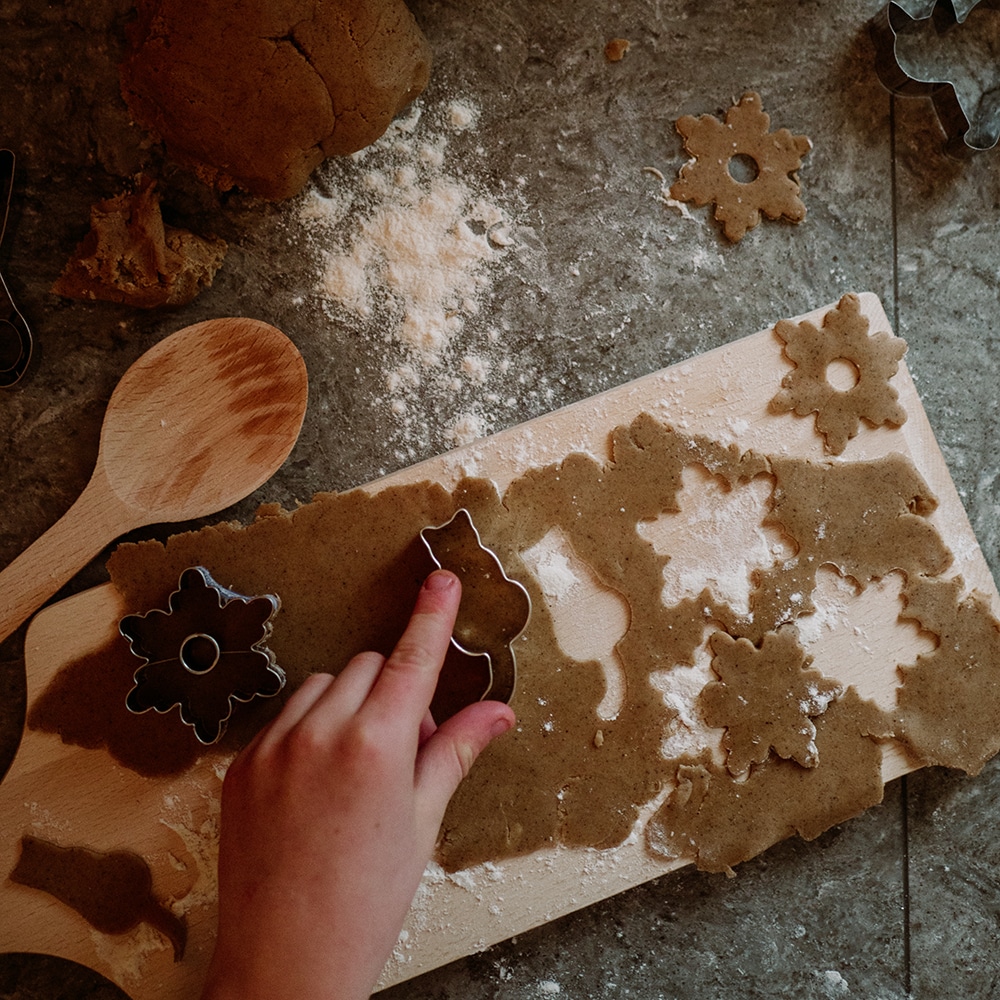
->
[870, 0, 1000, 154]
[669, 91, 812, 243]
[420, 508, 531, 705]
[769, 293, 908, 456]
[119, 566, 285, 745]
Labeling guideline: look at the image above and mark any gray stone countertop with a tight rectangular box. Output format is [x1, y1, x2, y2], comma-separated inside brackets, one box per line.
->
[1, 1, 999, 997]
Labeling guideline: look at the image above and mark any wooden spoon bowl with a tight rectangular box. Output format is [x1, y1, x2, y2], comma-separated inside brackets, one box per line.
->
[0, 317, 308, 644]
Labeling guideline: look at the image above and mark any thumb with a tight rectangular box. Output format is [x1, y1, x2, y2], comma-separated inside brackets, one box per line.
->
[414, 700, 515, 826]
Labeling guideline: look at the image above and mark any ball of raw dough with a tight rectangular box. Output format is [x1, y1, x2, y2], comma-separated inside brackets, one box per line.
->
[119, 0, 432, 200]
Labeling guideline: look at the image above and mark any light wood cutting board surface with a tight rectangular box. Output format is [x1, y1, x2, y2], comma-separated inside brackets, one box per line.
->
[1, 293, 996, 997]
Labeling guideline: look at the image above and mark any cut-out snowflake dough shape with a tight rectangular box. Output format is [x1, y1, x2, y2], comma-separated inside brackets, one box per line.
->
[769, 292, 908, 455]
[698, 627, 844, 776]
[670, 91, 812, 242]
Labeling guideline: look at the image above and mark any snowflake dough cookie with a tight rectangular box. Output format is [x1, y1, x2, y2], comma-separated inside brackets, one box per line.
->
[670, 91, 811, 242]
[770, 293, 908, 455]
[699, 628, 843, 776]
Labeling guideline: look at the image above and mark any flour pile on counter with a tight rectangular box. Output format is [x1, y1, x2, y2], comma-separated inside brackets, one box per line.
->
[292, 98, 529, 453]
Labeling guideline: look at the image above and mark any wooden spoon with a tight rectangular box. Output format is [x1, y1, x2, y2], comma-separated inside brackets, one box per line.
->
[0, 317, 308, 644]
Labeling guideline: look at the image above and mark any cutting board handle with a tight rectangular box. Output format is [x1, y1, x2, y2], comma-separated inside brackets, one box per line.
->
[0, 470, 130, 645]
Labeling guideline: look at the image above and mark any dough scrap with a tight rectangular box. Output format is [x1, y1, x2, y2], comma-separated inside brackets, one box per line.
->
[119, 0, 433, 200]
[670, 91, 811, 242]
[31, 413, 992, 875]
[896, 574, 1000, 775]
[770, 293, 908, 455]
[646, 688, 892, 875]
[50, 177, 226, 308]
[604, 38, 630, 62]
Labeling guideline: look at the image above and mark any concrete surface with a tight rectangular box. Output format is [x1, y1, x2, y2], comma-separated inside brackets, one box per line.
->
[1, 0, 999, 997]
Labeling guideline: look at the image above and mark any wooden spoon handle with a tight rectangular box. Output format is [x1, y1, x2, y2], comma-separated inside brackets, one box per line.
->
[0, 473, 131, 645]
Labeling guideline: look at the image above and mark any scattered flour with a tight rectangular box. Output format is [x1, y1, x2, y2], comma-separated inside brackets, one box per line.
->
[447, 98, 480, 130]
[818, 968, 850, 995]
[290, 98, 534, 463]
[315, 176, 499, 359]
[89, 922, 171, 987]
[521, 530, 582, 602]
[158, 780, 224, 917]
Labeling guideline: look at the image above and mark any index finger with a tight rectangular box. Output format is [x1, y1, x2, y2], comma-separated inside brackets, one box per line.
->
[365, 570, 461, 730]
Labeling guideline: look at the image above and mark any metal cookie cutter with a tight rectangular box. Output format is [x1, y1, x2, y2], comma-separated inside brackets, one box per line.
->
[119, 566, 286, 745]
[0, 149, 33, 387]
[870, 1, 1000, 154]
[420, 509, 531, 705]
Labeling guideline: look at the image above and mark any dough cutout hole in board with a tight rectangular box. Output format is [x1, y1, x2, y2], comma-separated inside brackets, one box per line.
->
[521, 527, 629, 721]
[637, 465, 794, 618]
[795, 566, 937, 714]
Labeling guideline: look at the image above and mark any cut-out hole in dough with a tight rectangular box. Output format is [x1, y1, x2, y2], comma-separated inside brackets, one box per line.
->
[638, 467, 792, 617]
[795, 566, 936, 712]
[727, 152, 760, 184]
[650, 625, 726, 767]
[521, 527, 629, 720]
[825, 357, 860, 392]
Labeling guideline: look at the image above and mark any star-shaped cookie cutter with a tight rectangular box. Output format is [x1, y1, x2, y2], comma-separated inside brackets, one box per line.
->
[420, 509, 531, 705]
[119, 566, 285, 745]
[870, 0, 1000, 154]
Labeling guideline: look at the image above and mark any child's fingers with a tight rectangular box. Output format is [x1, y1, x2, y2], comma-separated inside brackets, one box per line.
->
[238, 671, 336, 759]
[414, 700, 515, 827]
[418, 708, 438, 747]
[324, 650, 388, 715]
[366, 571, 461, 733]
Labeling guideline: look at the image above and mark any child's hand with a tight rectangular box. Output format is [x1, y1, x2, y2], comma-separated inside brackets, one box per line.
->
[201, 570, 516, 1000]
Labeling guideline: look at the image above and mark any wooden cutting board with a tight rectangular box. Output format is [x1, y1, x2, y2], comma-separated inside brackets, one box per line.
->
[1, 292, 997, 997]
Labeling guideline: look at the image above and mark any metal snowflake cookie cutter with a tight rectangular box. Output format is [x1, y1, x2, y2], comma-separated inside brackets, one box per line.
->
[870, 0, 1000, 154]
[119, 566, 285, 745]
[420, 509, 531, 705]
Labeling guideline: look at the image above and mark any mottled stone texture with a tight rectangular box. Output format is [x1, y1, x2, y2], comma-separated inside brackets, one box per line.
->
[1, 0, 998, 995]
